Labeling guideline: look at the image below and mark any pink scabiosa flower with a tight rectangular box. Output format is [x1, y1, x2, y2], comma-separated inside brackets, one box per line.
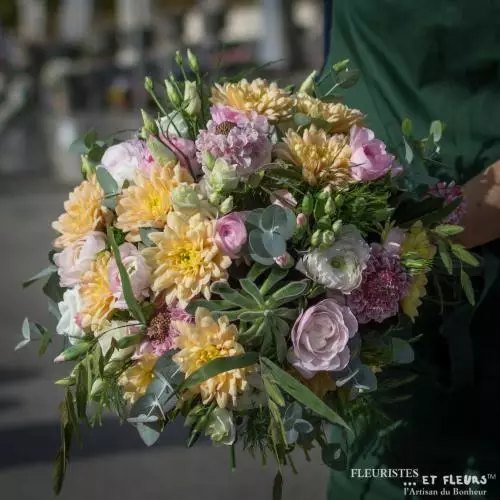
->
[429, 180, 467, 224]
[196, 105, 272, 178]
[347, 245, 411, 324]
[349, 126, 396, 181]
[136, 303, 193, 358]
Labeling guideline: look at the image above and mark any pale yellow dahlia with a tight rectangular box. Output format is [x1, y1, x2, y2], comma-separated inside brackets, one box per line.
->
[79, 251, 115, 330]
[211, 78, 294, 122]
[173, 308, 251, 408]
[295, 92, 364, 134]
[290, 367, 336, 399]
[142, 212, 231, 307]
[284, 125, 352, 186]
[119, 353, 158, 404]
[52, 176, 105, 249]
[401, 273, 428, 322]
[115, 162, 193, 242]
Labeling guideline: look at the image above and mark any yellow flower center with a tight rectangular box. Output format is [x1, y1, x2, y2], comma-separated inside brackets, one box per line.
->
[170, 242, 201, 276]
[147, 193, 163, 218]
[194, 344, 224, 370]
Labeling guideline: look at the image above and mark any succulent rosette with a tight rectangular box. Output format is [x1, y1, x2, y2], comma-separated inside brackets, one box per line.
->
[20, 50, 478, 498]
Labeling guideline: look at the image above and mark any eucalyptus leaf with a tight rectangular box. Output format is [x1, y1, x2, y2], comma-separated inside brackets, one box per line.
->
[260, 357, 350, 430]
[293, 113, 312, 127]
[43, 272, 65, 303]
[322, 443, 347, 470]
[391, 338, 415, 364]
[249, 229, 272, 258]
[284, 402, 302, 424]
[96, 166, 119, 196]
[262, 231, 287, 258]
[136, 420, 163, 447]
[23, 266, 57, 288]
[337, 69, 360, 88]
[139, 227, 157, 247]
[294, 418, 313, 434]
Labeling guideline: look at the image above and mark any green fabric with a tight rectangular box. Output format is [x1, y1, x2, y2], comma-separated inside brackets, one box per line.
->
[320, 1, 500, 499]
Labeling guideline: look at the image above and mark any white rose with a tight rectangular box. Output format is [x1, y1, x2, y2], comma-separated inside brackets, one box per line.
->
[297, 225, 370, 294]
[54, 231, 106, 288]
[96, 320, 138, 361]
[56, 288, 85, 344]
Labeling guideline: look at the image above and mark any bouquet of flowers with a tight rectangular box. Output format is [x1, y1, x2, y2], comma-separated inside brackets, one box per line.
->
[20, 51, 478, 498]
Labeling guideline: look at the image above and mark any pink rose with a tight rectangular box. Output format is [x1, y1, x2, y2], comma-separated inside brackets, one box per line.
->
[160, 134, 200, 177]
[54, 231, 107, 288]
[350, 125, 395, 181]
[270, 189, 298, 209]
[288, 298, 358, 378]
[108, 243, 151, 308]
[215, 212, 247, 259]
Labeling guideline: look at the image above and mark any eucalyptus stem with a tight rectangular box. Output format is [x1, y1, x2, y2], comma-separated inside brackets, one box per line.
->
[230, 444, 236, 471]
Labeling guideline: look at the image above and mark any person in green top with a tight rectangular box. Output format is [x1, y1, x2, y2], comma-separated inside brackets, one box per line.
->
[320, 1, 500, 499]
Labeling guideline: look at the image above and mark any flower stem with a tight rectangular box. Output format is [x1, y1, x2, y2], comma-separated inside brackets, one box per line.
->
[230, 444, 236, 471]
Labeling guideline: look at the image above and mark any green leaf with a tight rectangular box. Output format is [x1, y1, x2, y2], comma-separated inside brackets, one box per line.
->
[460, 269, 475, 306]
[238, 310, 268, 321]
[185, 299, 235, 315]
[260, 357, 350, 430]
[15, 339, 30, 351]
[75, 364, 88, 420]
[84, 129, 97, 148]
[96, 166, 119, 196]
[107, 227, 146, 325]
[239, 278, 264, 305]
[116, 334, 143, 349]
[180, 353, 259, 391]
[403, 138, 414, 164]
[391, 338, 415, 364]
[401, 118, 412, 137]
[272, 471, 283, 500]
[438, 241, 453, 275]
[337, 69, 360, 88]
[268, 280, 309, 308]
[293, 113, 312, 127]
[247, 262, 269, 282]
[136, 420, 163, 447]
[322, 443, 347, 470]
[429, 120, 443, 142]
[69, 138, 87, 155]
[23, 266, 57, 288]
[451, 244, 480, 267]
[43, 272, 65, 303]
[272, 317, 288, 363]
[433, 224, 464, 237]
[332, 59, 350, 73]
[146, 135, 177, 165]
[22, 317, 31, 340]
[37, 324, 52, 356]
[56, 342, 91, 362]
[260, 267, 289, 296]
[211, 281, 256, 309]
[262, 374, 285, 407]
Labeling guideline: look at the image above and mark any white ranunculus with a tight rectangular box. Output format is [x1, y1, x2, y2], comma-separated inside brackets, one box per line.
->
[56, 288, 85, 344]
[54, 231, 106, 288]
[96, 320, 138, 362]
[297, 225, 370, 294]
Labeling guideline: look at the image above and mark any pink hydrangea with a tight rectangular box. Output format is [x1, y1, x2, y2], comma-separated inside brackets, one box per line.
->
[136, 303, 193, 357]
[347, 245, 410, 324]
[195, 105, 272, 178]
[429, 181, 467, 225]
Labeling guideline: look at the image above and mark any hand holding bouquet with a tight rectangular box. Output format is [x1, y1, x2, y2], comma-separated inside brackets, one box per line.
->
[20, 51, 478, 498]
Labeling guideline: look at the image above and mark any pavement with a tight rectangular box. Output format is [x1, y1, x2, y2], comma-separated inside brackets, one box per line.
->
[0, 183, 329, 500]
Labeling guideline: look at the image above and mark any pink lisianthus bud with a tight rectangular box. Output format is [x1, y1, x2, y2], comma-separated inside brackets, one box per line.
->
[288, 298, 358, 378]
[274, 252, 294, 268]
[270, 189, 298, 209]
[215, 212, 247, 259]
[108, 243, 151, 308]
[296, 213, 308, 227]
[54, 231, 107, 288]
[349, 125, 395, 181]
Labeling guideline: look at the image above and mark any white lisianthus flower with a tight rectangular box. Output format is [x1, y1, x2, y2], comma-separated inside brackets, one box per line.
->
[297, 225, 370, 294]
[56, 288, 85, 344]
[96, 320, 139, 362]
[101, 141, 148, 188]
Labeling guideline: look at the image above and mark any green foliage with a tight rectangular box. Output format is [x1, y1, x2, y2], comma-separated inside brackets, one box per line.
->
[23, 266, 57, 288]
[96, 167, 120, 209]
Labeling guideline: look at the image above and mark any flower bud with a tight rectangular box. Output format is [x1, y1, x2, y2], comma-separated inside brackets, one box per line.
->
[296, 213, 308, 227]
[183, 81, 201, 116]
[219, 196, 234, 214]
[324, 197, 336, 216]
[301, 193, 314, 215]
[187, 48, 200, 73]
[81, 155, 96, 179]
[171, 184, 200, 212]
[322, 230, 335, 247]
[209, 158, 240, 192]
[352, 197, 366, 214]
[144, 76, 153, 92]
[299, 70, 317, 95]
[274, 252, 294, 268]
[90, 378, 105, 399]
[317, 216, 332, 230]
[141, 109, 158, 135]
[311, 229, 322, 247]
[209, 191, 222, 205]
[332, 219, 343, 234]
[205, 407, 236, 446]
[165, 79, 182, 107]
[203, 150, 216, 170]
[334, 194, 344, 207]
[175, 50, 183, 67]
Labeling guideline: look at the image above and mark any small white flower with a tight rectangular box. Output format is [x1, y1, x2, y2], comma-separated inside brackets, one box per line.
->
[56, 288, 85, 344]
[101, 141, 144, 188]
[297, 225, 370, 294]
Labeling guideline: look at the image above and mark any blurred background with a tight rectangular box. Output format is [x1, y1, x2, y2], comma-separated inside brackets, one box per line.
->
[0, 1, 328, 499]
